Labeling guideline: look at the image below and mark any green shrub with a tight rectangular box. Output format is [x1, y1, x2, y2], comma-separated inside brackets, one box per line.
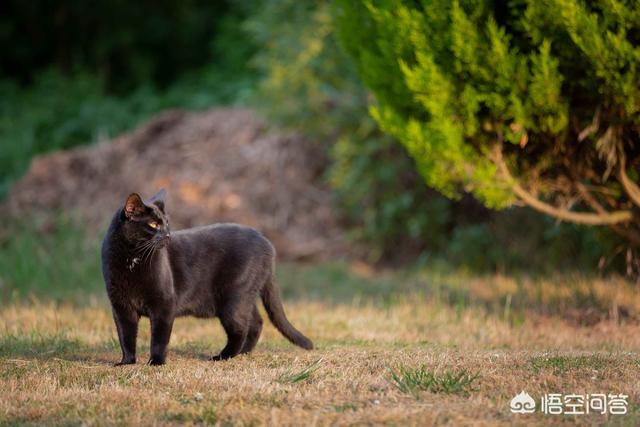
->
[247, 0, 624, 272]
[335, 0, 640, 248]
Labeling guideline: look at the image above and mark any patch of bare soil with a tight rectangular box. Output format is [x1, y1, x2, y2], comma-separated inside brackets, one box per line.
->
[5, 108, 346, 260]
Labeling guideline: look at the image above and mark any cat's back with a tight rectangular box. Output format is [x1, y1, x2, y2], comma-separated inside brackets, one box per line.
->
[170, 223, 275, 260]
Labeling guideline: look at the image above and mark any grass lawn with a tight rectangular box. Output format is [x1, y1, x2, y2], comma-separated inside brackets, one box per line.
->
[1, 223, 639, 425]
[1, 280, 639, 426]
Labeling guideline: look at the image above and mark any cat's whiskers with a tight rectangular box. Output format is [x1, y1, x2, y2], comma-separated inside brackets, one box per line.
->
[141, 240, 160, 267]
[137, 240, 157, 256]
[129, 239, 159, 269]
[133, 239, 155, 254]
[139, 242, 153, 266]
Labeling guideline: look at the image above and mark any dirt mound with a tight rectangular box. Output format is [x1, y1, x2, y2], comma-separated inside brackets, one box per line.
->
[5, 108, 346, 260]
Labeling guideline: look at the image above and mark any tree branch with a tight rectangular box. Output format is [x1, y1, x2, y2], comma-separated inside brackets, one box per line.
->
[618, 157, 640, 208]
[491, 144, 633, 225]
[578, 106, 600, 142]
[574, 180, 640, 246]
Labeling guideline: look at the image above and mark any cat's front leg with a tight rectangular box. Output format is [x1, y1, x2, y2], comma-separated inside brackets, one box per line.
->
[112, 304, 139, 366]
[148, 305, 175, 366]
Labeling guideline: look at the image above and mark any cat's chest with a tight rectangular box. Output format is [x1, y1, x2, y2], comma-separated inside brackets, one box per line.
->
[107, 267, 151, 300]
[107, 280, 155, 316]
[107, 262, 174, 311]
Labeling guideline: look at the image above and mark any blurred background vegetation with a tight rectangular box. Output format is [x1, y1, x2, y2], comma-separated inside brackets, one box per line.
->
[0, 0, 635, 303]
[0, 0, 257, 197]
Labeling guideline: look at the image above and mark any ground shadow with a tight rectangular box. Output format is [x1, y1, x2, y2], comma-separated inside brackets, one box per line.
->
[0, 333, 117, 365]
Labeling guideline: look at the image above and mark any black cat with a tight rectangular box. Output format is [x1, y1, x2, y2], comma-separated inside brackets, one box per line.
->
[101, 189, 313, 366]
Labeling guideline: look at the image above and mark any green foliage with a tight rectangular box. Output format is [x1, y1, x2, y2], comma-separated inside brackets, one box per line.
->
[335, 0, 640, 212]
[0, 0, 252, 93]
[0, 0, 259, 198]
[0, 72, 149, 196]
[389, 366, 479, 397]
[446, 209, 619, 272]
[247, 1, 360, 136]
[1, 0, 631, 276]
[0, 216, 104, 301]
[330, 136, 453, 261]
[247, 0, 455, 262]
[247, 0, 626, 270]
[0, 68, 257, 198]
[276, 359, 323, 384]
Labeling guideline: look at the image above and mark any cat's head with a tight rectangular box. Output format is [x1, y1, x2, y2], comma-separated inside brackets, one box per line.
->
[120, 189, 171, 247]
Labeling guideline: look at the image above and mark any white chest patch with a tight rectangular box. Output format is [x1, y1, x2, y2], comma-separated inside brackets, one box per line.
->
[128, 257, 140, 271]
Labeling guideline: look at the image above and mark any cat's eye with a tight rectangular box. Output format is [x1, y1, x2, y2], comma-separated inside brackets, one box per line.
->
[148, 221, 159, 229]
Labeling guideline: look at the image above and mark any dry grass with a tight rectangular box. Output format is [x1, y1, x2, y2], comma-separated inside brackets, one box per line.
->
[1, 296, 639, 426]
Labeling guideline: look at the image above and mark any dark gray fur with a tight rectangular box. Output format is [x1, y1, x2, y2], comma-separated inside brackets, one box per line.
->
[101, 189, 313, 366]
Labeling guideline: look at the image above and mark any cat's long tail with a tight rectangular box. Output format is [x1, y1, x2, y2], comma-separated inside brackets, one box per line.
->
[261, 277, 314, 350]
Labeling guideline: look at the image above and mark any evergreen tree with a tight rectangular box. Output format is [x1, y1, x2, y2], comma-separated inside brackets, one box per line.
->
[335, 0, 640, 246]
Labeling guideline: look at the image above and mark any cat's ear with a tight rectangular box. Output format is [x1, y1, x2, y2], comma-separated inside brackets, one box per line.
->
[148, 188, 166, 211]
[124, 193, 146, 219]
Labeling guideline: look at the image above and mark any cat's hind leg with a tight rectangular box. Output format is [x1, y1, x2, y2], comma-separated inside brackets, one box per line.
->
[212, 299, 251, 360]
[240, 305, 263, 354]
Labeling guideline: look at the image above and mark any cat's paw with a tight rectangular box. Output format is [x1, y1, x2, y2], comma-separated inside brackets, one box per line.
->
[209, 353, 236, 361]
[147, 357, 166, 366]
